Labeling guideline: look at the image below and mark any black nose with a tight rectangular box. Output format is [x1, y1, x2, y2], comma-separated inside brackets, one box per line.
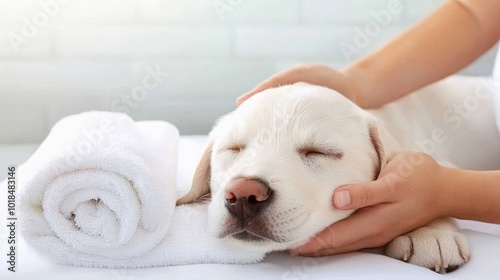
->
[224, 178, 273, 222]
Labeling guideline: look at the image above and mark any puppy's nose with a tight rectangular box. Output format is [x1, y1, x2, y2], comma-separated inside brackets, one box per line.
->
[224, 178, 273, 220]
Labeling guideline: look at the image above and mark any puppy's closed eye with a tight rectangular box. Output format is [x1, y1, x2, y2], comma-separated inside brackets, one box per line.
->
[298, 147, 343, 160]
[301, 149, 327, 157]
[223, 144, 245, 153]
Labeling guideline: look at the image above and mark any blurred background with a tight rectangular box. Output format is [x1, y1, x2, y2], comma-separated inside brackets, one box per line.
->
[0, 0, 498, 143]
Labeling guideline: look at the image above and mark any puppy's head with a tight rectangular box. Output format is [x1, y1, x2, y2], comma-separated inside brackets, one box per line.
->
[177, 83, 399, 252]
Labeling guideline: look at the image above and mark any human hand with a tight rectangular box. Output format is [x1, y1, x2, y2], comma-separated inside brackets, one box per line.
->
[236, 64, 362, 106]
[290, 151, 451, 256]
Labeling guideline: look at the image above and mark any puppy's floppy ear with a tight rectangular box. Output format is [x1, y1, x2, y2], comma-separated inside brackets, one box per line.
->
[176, 141, 213, 205]
[368, 118, 400, 176]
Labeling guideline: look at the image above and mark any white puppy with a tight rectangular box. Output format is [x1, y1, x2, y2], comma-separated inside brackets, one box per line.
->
[177, 83, 470, 273]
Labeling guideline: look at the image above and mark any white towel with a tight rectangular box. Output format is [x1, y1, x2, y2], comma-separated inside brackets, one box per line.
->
[18, 111, 265, 268]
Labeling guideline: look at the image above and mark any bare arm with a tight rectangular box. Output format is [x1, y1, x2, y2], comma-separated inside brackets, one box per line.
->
[238, 0, 500, 108]
[445, 169, 500, 224]
[345, 0, 500, 109]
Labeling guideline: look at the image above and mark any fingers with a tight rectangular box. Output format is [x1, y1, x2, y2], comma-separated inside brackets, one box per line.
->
[333, 178, 395, 210]
[289, 225, 337, 255]
[236, 74, 290, 106]
[236, 64, 311, 106]
[298, 241, 369, 257]
[236, 64, 351, 106]
[288, 181, 394, 256]
[290, 207, 389, 256]
[236, 84, 268, 106]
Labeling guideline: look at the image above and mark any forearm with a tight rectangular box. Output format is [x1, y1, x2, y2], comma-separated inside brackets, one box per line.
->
[443, 168, 500, 224]
[343, 0, 500, 109]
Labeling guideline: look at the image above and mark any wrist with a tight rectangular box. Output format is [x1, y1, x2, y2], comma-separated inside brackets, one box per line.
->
[341, 65, 372, 109]
[439, 167, 476, 220]
[441, 168, 500, 223]
[435, 166, 461, 219]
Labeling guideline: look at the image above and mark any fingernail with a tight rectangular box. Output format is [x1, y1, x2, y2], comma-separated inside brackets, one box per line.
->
[335, 191, 351, 208]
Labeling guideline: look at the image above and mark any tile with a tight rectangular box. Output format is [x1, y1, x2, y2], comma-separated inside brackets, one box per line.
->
[235, 26, 353, 60]
[302, 0, 404, 24]
[0, 27, 50, 56]
[54, 26, 232, 58]
[0, 93, 47, 143]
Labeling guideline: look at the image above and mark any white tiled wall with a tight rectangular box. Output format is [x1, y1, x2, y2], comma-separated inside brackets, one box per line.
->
[0, 0, 497, 143]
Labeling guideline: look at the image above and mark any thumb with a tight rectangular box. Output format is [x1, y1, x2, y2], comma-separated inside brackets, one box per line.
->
[333, 179, 393, 210]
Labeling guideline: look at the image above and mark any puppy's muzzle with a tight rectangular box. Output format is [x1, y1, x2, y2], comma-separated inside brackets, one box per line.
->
[224, 178, 273, 223]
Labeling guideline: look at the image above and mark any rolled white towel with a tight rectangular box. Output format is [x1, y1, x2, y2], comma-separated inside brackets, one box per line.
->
[18, 111, 264, 268]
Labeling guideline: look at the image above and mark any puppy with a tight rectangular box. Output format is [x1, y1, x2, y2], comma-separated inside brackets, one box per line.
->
[177, 83, 469, 273]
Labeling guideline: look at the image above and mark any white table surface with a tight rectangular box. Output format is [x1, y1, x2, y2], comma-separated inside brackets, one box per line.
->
[1, 136, 499, 280]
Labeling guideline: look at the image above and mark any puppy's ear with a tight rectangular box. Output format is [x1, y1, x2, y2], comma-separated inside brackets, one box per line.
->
[368, 118, 400, 176]
[176, 142, 213, 205]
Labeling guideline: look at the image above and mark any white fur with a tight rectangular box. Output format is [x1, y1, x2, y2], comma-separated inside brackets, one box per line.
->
[178, 82, 470, 273]
[207, 84, 380, 251]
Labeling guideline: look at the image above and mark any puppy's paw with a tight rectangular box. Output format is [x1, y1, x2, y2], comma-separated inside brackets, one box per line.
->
[385, 226, 469, 273]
